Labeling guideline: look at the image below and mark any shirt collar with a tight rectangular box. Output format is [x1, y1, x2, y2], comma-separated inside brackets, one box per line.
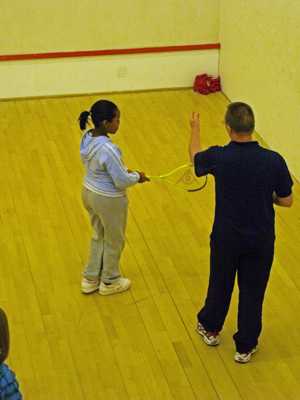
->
[229, 140, 259, 146]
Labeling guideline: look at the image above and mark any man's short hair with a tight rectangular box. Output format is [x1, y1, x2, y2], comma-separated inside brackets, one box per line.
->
[225, 102, 255, 134]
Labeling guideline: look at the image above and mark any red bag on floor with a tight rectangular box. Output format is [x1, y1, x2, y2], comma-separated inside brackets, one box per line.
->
[193, 74, 221, 95]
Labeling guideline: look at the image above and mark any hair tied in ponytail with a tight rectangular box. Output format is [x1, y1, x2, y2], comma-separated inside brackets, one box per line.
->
[79, 110, 90, 131]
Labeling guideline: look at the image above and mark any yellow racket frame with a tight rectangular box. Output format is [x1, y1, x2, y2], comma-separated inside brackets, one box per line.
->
[148, 163, 207, 192]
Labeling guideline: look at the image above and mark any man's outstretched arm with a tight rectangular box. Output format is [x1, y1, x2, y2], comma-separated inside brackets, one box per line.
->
[189, 112, 201, 162]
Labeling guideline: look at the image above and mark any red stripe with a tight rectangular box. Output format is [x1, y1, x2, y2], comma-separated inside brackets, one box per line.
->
[0, 43, 220, 62]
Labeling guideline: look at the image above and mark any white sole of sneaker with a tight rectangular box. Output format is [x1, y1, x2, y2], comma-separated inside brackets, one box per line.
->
[81, 286, 99, 294]
[234, 347, 257, 363]
[196, 327, 220, 346]
[99, 283, 131, 296]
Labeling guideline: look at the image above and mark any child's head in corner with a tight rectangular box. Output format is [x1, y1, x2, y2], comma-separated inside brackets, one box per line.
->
[0, 308, 9, 364]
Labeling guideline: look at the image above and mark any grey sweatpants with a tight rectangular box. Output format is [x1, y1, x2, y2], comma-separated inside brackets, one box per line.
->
[82, 187, 128, 284]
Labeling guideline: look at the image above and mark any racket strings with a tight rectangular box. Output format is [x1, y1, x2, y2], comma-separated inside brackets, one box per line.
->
[175, 169, 196, 185]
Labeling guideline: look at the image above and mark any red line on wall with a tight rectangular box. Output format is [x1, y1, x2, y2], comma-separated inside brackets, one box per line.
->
[0, 43, 220, 62]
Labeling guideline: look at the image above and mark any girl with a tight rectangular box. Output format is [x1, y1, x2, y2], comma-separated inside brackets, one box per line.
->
[0, 308, 22, 399]
[79, 99, 148, 295]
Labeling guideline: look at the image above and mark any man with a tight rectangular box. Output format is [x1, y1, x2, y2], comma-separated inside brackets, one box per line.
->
[189, 102, 293, 363]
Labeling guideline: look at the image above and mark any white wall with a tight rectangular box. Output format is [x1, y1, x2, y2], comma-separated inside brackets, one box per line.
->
[0, 0, 220, 54]
[0, 0, 220, 99]
[0, 50, 219, 99]
[220, 0, 300, 180]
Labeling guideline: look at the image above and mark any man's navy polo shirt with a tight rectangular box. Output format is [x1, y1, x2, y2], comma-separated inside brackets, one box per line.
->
[194, 141, 293, 240]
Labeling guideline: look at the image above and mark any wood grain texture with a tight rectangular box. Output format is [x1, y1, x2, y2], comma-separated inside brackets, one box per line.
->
[0, 89, 299, 399]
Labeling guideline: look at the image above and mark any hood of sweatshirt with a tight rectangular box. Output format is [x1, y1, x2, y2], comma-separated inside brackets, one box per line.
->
[80, 132, 111, 163]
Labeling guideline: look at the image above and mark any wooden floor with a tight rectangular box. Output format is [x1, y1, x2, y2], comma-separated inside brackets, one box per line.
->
[1, 89, 300, 399]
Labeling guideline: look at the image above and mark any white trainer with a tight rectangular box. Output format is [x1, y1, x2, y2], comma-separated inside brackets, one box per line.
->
[234, 347, 257, 363]
[81, 278, 100, 294]
[99, 277, 131, 296]
[196, 322, 220, 346]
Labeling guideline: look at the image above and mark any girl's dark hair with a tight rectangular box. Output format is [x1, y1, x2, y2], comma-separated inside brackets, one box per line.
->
[78, 100, 118, 131]
[0, 308, 9, 363]
[225, 102, 255, 134]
